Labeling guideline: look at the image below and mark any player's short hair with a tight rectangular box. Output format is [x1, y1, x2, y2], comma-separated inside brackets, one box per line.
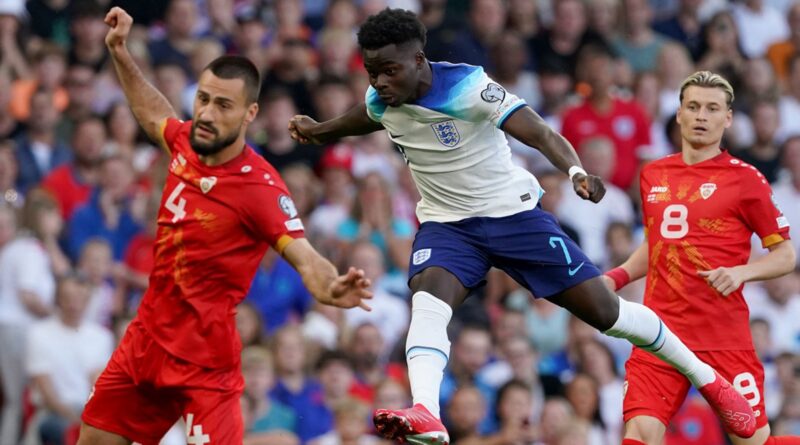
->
[357, 8, 427, 51]
[203, 55, 261, 104]
[679, 71, 735, 109]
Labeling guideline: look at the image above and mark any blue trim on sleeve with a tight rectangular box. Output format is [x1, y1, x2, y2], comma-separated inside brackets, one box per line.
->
[365, 87, 387, 122]
[406, 346, 449, 363]
[415, 62, 484, 119]
[497, 102, 528, 129]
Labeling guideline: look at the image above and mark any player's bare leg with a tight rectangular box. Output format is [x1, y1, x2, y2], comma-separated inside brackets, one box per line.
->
[548, 276, 757, 438]
[76, 423, 132, 445]
[372, 267, 468, 445]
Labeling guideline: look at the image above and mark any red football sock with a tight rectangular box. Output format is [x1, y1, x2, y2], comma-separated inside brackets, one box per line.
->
[622, 439, 647, 445]
[764, 437, 800, 445]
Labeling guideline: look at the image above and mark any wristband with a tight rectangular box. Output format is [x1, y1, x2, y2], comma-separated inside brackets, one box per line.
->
[568, 166, 587, 181]
[606, 267, 631, 291]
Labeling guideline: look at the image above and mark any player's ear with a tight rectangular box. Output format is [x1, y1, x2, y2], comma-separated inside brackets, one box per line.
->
[245, 103, 259, 125]
[724, 108, 733, 129]
[415, 51, 425, 69]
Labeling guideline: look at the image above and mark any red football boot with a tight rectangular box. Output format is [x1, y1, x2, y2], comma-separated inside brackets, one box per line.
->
[698, 371, 756, 438]
[373, 403, 450, 445]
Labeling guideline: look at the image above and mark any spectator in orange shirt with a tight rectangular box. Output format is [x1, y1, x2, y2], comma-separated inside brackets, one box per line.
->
[9, 43, 69, 122]
[767, 2, 800, 85]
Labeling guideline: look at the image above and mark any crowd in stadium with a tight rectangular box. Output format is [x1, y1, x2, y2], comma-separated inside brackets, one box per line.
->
[0, 0, 799, 444]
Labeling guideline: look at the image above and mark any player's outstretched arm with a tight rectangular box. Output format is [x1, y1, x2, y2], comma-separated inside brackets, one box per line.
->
[104, 7, 177, 151]
[699, 240, 796, 296]
[502, 106, 606, 203]
[604, 241, 649, 291]
[281, 238, 373, 310]
[288, 102, 383, 145]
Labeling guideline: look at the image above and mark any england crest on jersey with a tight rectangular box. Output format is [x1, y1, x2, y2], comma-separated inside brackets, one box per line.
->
[431, 120, 460, 147]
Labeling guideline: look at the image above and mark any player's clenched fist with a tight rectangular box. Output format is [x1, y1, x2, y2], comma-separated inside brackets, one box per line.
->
[572, 172, 606, 203]
[288, 115, 323, 145]
[698, 267, 745, 296]
[326, 267, 373, 311]
[104, 7, 133, 50]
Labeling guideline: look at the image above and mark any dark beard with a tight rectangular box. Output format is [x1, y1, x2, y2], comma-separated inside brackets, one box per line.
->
[189, 122, 240, 156]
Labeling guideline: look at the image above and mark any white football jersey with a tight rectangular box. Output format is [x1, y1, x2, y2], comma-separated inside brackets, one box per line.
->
[365, 62, 543, 223]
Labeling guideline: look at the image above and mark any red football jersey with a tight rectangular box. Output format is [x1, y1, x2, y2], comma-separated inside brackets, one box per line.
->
[640, 151, 790, 351]
[136, 119, 305, 368]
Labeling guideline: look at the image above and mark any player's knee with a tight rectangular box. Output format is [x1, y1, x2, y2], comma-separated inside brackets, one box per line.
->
[624, 416, 666, 445]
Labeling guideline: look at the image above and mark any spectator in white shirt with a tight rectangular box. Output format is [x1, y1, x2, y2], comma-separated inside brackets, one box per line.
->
[26, 273, 113, 445]
[732, 0, 790, 58]
[747, 272, 800, 354]
[772, 135, 800, 255]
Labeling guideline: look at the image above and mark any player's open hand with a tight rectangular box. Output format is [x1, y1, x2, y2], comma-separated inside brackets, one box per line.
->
[572, 173, 606, 203]
[288, 115, 323, 145]
[698, 266, 745, 296]
[104, 7, 133, 50]
[327, 267, 373, 311]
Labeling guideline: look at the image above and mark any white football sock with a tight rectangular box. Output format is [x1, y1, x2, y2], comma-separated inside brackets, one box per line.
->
[604, 296, 715, 388]
[405, 291, 453, 419]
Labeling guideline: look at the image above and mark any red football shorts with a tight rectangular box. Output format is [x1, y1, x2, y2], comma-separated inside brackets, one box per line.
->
[81, 319, 244, 445]
[623, 347, 768, 429]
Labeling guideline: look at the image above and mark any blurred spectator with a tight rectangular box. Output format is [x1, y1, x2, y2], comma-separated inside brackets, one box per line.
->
[778, 55, 800, 143]
[747, 273, 800, 354]
[182, 38, 227, 117]
[480, 335, 546, 421]
[147, 0, 199, 76]
[633, 72, 671, 160]
[564, 373, 607, 445]
[772, 136, 800, 254]
[237, 302, 268, 347]
[303, 302, 345, 350]
[15, 89, 72, 193]
[9, 44, 68, 122]
[77, 238, 115, 327]
[438, 0, 506, 69]
[536, 61, 574, 128]
[25, 274, 113, 445]
[61, 64, 98, 137]
[117, 191, 159, 311]
[440, 325, 495, 433]
[652, 0, 704, 60]
[586, 0, 618, 43]
[41, 115, 105, 220]
[538, 397, 577, 445]
[611, 0, 666, 73]
[372, 378, 411, 412]
[529, 0, 605, 77]
[104, 101, 158, 175]
[731, 0, 789, 58]
[0, 140, 22, 208]
[445, 386, 486, 444]
[483, 379, 538, 444]
[490, 31, 541, 113]
[67, 154, 144, 261]
[391, 164, 420, 231]
[270, 325, 332, 442]
[229, 11, 272, 74]
[767, 2, 800, 83]
[576, 339, 623, 443]
[351, 132, 402, 185]
[534, 170, 580, 255]
[246, 248, 313, 335]
[655, 43, 695, 123]
[308, 398, 382, 445]
[696, 11, 747, 90]
[313, 77, 356, 122]
[663, 395, 727, 445]
[0, 8, 30, 79]
[274, 0, 314, 43]
[317, 350, 360, 413]
[22, 189, 72, 278]
[348, 322, 388, 391]
[68, 1, 108, 72]
[205, 0, 236, 41]
[561, 46, 651, 192]
[343, 241, 409, 348]
[739, 58, 781, 114]
[25, 0, 70, 44]
[241, 345, 299, 445]
[736, 99, 783, 183]
[317, 30, 358, 79]
[258, 89, 322, 171]
[154, 61, 189, 119]
[335, 172, 414, 273]
[324, 0, 360, 32]
[281, 163, 322, 225]
[556, 137, 634, 267]
[507, 0, 539, 40]
[262, 39, 316, 116]
[0, 70, 22, 140]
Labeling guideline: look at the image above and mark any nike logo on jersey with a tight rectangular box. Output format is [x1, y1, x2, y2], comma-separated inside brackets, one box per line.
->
[568, 262, 585, 276]
[389, 133, 404, 139]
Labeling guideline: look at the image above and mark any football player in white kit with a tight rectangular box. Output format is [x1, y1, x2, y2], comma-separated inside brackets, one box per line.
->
[289, 9, 756, 445]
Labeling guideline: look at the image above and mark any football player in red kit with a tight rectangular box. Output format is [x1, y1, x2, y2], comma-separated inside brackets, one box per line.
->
[77, 8, 372, 445]
[605, 71, 798, 445]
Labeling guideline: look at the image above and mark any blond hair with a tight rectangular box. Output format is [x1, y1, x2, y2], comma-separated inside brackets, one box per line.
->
[679, 71, 735, 108]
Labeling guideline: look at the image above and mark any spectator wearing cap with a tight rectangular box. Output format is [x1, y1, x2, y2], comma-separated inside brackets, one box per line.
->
[41, 116, 105, 220]
[24, 274, 113, 445]
[308, 144, 355, 240]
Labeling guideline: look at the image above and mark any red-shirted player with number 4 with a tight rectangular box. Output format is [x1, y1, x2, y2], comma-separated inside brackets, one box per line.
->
[77, 8, 373, 445]
[605, 71, 799, 445]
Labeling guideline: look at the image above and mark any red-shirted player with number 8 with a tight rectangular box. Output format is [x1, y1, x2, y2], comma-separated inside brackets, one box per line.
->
[605, 71, 799, 445]
[77, 7, 373, 445]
